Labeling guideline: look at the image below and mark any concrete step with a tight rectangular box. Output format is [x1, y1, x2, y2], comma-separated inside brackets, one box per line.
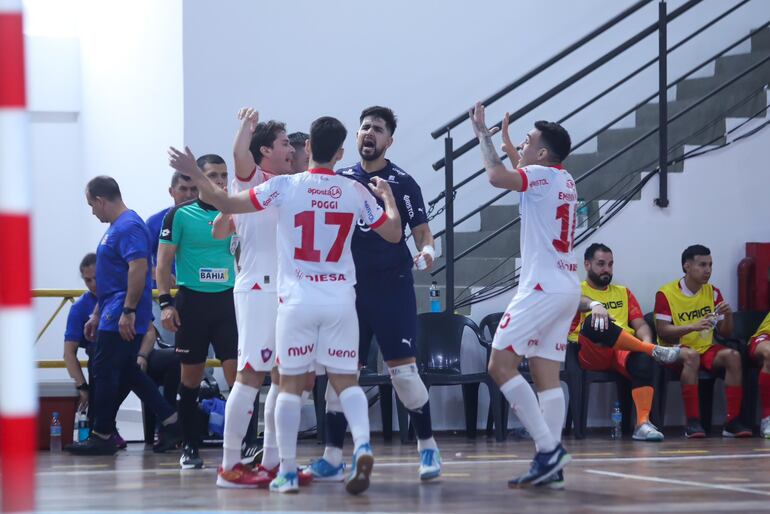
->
[675, 63, 770, 107]
[479, 204, 520, 231]
[416, 256, 517, 288]
[635, 100, 727, 147]
[751, 26, 770, 52]
[446, 227, 520, 259]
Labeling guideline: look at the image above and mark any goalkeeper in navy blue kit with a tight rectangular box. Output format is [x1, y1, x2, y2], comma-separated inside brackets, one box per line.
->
[305, 106, 441, 482]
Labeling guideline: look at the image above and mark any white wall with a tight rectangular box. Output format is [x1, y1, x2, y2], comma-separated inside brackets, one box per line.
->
[26, 0, 768, 433]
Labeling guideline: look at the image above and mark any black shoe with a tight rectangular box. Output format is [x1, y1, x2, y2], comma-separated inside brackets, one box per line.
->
[722, 419, 752, 438]
[240, 442, 263, 466]
[684, 418, 706, 439]
[179, 444, 204, 469]
[508, 444, 571, 488]
[153, 422, 183, 453]
[66, 434, 118, 456]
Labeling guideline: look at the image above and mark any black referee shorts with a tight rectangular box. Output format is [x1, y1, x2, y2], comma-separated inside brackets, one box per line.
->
[174, 286, 238, 365]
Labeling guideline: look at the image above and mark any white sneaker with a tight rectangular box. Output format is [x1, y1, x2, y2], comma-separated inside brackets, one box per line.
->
[632, 421, 664, 442]
[651, 345, 680, 365]
[761, 416, 770, 439]
[418, 448, 442, 481]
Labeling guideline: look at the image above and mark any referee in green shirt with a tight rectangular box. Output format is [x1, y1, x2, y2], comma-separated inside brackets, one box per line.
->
[157, 154, 238, 469]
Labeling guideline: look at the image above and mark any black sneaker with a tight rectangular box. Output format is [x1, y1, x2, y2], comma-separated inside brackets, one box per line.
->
[722, 419, 752, 438]
[241, 442, 263, 466]
[684, 418, 706, 439]
[153, 422, 183, 453]
[179, 444, 204, 469]
[508, 444, 571, 489]
[66, 434, 118, 456]
[534, 469, 565, 490]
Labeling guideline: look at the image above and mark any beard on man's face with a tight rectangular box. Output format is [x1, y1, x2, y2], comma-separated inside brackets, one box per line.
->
[588, 269, 612, 287]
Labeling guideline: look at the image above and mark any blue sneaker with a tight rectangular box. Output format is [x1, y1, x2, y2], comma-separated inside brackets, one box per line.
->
[534, 469, 565, 490]
[508, 444, 571, 489]
[419, 448, 442, 481]
[304, 457, 346, 482]
[345, 443, 374, 495]
[269, 471, 299, 494]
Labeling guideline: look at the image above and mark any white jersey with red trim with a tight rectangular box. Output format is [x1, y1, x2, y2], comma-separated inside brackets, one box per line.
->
[231, 166, 279, 293]
[515, 164, 580, 294]
[249, 168, 386, 305]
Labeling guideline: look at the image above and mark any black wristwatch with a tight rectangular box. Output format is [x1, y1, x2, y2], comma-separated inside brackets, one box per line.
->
[76, 382, 89, 391]
[122, 306, 137, 315]
[158, 294, 174, 310]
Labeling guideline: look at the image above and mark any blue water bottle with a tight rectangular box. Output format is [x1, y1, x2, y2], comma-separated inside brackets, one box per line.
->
[610, 401, 622, 439]
[429, 281, 441, 312]
[50, 412, 62, 452]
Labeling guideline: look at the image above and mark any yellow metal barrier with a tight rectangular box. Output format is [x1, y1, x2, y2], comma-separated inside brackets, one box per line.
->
[31, 289, 215, 369]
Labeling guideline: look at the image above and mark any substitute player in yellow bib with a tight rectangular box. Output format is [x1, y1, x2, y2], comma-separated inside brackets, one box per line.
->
[655, 244, 751, 438]
[569, 243, 665, 441]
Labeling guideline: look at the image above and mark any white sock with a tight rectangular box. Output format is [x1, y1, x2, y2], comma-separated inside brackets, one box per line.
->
[417, 437, 438, 453]
[275, 392, 301, 475]
[222, 381, 258, 470]
[500, 375, 557, 453]
[301, 390, 311, 403]
[338, 386, 370, 450]
[538, 387, 565, 443]
[261, 384, 280, 469]
[322, 446, 343, 467]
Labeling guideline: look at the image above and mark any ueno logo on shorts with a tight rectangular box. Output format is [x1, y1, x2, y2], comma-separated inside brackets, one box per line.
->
[307, 186, 342, 199]
[328, 348, 357, 359]
[288, 343, 314, 357]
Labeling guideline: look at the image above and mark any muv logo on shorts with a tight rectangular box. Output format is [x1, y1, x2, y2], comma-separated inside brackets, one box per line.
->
[288, 344, 314, 357]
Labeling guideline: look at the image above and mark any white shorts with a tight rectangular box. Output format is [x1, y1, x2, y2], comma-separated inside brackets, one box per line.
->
[275, 301, 359, 376]
[234, 290, 278, 372]
[492, 290, 580, 362]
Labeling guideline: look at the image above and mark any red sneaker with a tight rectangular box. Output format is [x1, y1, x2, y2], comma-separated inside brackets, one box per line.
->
[217, 464, 272, 489]
[256, 464, 313, 486]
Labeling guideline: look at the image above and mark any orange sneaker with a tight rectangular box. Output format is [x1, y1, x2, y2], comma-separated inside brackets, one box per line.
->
[217, 464, 272, 489]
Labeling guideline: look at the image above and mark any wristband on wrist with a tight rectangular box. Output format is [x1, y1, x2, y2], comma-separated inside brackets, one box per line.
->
[122, 306, 136, 315]
[421, 245, 436, 259]
[589, 301, 602, 309]
[158, 294, 174, 310]
[76, 382, 89, 391]
[137, 352, 149, 360]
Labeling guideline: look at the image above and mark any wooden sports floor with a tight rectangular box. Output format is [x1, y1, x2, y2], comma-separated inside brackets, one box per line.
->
[35, 432, 770, 514]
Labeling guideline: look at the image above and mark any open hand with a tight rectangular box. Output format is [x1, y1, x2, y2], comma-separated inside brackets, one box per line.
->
[237, 107, 259, 133]
[168, 146, 203, 182]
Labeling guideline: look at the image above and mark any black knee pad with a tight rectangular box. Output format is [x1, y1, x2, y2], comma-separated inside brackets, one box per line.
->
[581, 315, 622, 348]
[626, 352, 654, 388]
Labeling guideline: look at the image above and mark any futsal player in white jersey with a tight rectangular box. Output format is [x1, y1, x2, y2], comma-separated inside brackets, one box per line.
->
[212, 108, 314, 488]
[470, 102, 579, 488]
[169, 115, 402, 495]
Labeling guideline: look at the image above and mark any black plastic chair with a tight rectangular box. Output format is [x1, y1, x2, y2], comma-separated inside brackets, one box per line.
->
[312, 339, 405, 443]
[653, 312, 725, 434]
[478, 311, 575, 439]
[731, 311, 768, 429]
[416, 312, 507, 441]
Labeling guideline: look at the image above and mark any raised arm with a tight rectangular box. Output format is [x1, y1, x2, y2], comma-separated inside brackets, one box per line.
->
[469, 102, 524, 192]
[212, 212, 236, 240]
[168, 146, 256, 214]
[234, 107, 259, 180]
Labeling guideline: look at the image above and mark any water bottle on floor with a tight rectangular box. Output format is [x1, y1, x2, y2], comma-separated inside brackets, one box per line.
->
[50, 412, 62, 452]
[429, 281, 441, 312]
[77, 411, 90, 442]
[610, 401, 622, 440]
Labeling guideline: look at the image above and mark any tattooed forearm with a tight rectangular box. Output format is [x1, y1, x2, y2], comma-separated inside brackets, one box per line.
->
[479, 132, 503, 170]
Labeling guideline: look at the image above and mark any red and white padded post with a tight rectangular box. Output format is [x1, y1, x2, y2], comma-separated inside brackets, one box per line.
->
[0, 1, 37, 512]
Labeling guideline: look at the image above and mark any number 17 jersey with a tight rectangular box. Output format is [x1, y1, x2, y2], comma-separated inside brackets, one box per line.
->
[248, 167, 387, 305]
[515, 164, 580, 294]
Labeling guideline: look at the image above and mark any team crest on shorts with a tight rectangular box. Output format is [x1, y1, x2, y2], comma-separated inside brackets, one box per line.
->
[261, 348, 273, 363]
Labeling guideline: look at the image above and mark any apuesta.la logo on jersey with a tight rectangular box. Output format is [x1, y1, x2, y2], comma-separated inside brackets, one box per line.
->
[307, 186, 342, 199]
